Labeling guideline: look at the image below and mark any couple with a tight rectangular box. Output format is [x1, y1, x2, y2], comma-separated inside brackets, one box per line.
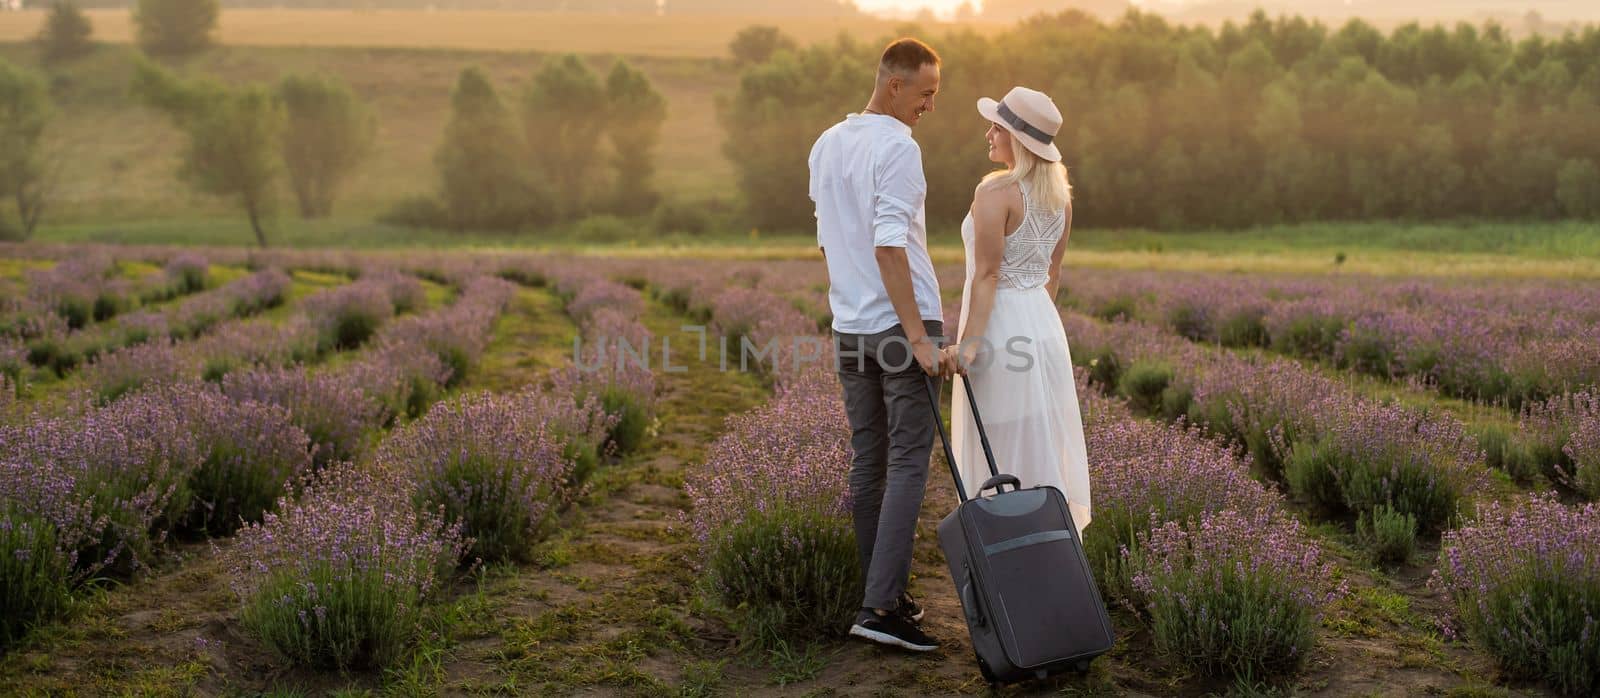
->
[811, 38, 1092, 653]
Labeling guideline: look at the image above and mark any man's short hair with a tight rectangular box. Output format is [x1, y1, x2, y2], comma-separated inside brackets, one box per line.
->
[879, 38, 940, 79]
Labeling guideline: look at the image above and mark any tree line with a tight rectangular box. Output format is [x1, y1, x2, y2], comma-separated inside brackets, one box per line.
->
[384, 56, 667, 233]
[722, 11, 1600, 231]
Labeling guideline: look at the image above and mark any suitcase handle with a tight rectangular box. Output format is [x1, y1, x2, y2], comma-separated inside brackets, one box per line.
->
[925, 374, 1004, 503]
[978, 474, 1021, 494]
[961, 563, 988, 628]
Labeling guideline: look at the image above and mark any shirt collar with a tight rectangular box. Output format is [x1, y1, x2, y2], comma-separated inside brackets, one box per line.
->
[850, 112, 913, 136]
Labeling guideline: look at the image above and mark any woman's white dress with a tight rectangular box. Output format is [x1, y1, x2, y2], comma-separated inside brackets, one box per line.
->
[952, 182, 1092, 536]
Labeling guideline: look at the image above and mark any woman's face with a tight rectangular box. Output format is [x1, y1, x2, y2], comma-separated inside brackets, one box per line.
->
[986, 123, 1014, 167]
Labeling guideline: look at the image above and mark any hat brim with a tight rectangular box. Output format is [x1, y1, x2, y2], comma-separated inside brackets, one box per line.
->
[977, 97, 1062, 163]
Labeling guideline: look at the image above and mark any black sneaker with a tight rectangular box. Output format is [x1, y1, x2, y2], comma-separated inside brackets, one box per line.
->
[898, 591, 925, 623]
[850, 609, 939, 652]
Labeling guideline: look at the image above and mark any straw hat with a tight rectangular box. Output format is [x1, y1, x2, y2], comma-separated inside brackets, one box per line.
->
[976, 87, 1063, 163]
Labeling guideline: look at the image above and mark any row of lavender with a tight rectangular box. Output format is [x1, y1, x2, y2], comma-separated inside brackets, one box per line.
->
[0, 253, 256, 386]
[1059, 272, 1600, 499]
[210, 268, 664, 670]
[76, 270, 435, 409]
[1, 252, 209, 335]
[1064, 310, 1599, 693]
[1059, 268, 1600, 409]
[0, 273, 510, 654]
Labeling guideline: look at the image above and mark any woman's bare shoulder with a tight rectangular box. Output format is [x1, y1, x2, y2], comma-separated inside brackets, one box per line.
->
[972, 178, 1022, 211]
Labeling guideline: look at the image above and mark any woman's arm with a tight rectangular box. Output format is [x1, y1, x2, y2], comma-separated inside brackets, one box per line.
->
[1044, 200, 1073, 302]
[954, 183, 1012, 371]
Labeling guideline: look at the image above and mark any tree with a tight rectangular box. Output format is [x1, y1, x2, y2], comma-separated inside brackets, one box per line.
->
[435, 66, 529, 231]
[132, 61, 283, 246]
[728, 25, 797, 67]
[134, 0, 219, 57]
[1556, 159, 1600, 219]
[523, 55, 608, 221]
[603, 61, 666, 215]
[0, 60, 51, 241]
[279, 74, 377, 218]
[720, 41, 868, 231]
[37, 2, 94, 64]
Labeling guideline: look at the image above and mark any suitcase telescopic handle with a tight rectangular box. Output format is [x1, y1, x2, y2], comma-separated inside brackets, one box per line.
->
[924, 373, 1005, 503]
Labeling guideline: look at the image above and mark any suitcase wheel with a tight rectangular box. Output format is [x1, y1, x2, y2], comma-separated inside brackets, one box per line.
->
[1074, 659, 1091, 674]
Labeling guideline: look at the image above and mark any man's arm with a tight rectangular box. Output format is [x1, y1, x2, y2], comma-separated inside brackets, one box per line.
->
[873, 140, 945, 376]
[875, 247, 939, 372]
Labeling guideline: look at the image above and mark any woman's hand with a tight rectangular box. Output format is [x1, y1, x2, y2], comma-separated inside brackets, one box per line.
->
[944, 343, 982, 375]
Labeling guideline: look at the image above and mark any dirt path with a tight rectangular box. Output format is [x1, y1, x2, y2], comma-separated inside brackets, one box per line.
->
[431, 296, 772, 694]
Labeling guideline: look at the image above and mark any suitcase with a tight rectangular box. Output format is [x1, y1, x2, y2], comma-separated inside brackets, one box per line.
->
[925, 374, 1115, 686]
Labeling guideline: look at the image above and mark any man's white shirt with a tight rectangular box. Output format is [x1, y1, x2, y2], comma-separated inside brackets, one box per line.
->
[809, 113, 944, 336]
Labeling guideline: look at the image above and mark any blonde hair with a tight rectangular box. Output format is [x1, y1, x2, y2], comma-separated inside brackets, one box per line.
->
[980, 136, 1071, 213]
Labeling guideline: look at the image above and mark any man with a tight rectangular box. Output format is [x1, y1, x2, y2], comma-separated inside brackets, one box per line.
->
[809, 37, 952, 653]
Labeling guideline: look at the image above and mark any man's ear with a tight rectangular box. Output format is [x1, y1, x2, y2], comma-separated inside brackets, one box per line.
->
[885, 73, 902, 98]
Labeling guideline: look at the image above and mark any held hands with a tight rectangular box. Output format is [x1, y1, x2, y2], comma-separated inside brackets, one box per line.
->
[912, 336, 958, 378]
[940, 343, 981, 376]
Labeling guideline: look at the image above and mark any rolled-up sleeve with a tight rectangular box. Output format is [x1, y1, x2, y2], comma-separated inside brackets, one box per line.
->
[872, 139, 924, 248]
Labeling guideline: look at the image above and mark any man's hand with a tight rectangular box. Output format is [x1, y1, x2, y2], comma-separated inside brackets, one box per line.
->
[911, 336, 942, 377]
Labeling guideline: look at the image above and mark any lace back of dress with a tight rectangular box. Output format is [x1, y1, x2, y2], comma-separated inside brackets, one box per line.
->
[997, 182, 1066, 290]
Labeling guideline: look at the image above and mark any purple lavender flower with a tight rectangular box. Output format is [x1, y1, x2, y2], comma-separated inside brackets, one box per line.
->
[378, 390, 579, 562]
[1125, 508, 1345, 678]
[223, 462, 467, 669]
[1433, 494, 1600, 694]
[222, 366, 384, 468]
[84, 339, 191, 404]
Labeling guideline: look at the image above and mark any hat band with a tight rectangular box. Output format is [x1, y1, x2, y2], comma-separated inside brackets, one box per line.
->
[997, 101, 1054, 146]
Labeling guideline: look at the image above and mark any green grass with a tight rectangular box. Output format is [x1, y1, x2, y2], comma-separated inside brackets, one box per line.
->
[1073, 220, 1600, 259]
[27, 215, 1600, 278]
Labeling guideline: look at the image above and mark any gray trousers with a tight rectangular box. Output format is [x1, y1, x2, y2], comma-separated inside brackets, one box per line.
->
[834, 320, 944, 611]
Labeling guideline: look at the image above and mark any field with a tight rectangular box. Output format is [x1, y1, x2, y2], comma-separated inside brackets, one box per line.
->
[1, 241, 1596, 696]
[1, 6, 1597, 695]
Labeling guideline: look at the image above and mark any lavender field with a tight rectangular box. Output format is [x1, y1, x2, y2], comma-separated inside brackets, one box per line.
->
[0, 242, 1595, 696]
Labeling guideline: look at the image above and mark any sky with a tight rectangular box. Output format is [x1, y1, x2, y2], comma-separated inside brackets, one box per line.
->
[852, 0, 1153, 15]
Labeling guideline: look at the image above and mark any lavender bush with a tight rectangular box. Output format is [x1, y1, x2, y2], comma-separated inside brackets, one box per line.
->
[221, 268, 292, 316]
[1434, 495, 1600, 694]
[1125, 508, 1345, 678]
[3, 397, 204, 577]
[379, 390, 579, 563]
[162, 252, 210, 296]
[1565, 410, 1600, 499]
[342, 343, 453, 425]
[686, 376, 858, 647]
[1284, 401, 1487, 532]
[1086, 417, 1284, 599]
[224, 464, 466, 670]
[305, 281, 395, 353]
[196, 316, 319, 382]
[84, 339, 189, 404]
[223, 366, 383, 468]
[1519, 391, 1600, 494]
[0, 506, 74, 648]
[153, 383, 313, 536]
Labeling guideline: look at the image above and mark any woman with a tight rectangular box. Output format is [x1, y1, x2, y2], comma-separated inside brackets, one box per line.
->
[941, 86, 1091, 536]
